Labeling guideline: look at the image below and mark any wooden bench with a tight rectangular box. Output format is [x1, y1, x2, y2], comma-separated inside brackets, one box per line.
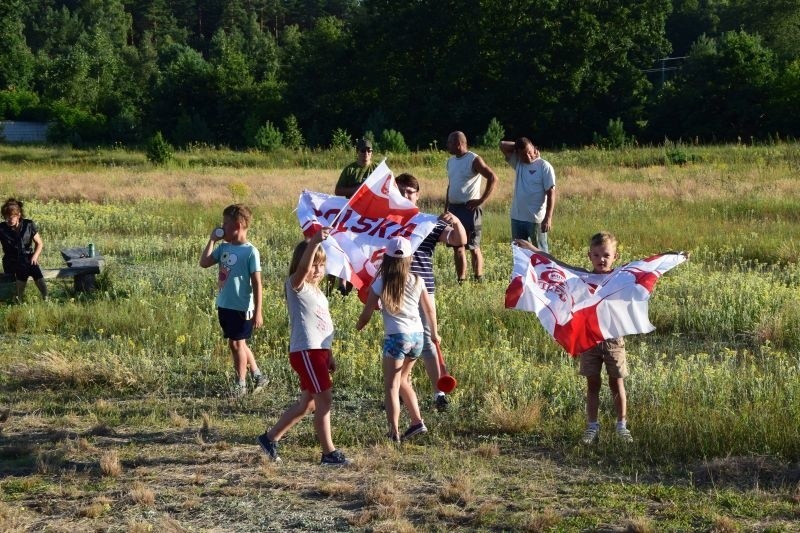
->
[0, 247, 104, 300]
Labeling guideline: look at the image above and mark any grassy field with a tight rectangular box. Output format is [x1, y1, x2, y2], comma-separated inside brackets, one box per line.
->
[1, 143, 799, 531]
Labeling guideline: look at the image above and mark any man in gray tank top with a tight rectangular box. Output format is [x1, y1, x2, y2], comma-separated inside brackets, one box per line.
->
[445, 131, 498, 283]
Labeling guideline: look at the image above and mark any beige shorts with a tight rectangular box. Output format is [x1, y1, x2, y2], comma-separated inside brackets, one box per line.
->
[578, 338, 628, 379]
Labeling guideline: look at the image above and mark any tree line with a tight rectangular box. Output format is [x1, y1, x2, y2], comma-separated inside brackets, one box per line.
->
[1, 0, 798, 150]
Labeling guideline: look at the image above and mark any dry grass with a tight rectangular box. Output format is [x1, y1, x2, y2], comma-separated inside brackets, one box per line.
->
[438, 475, 474, 506]
[522, 508, 562, 532]
[474, 442, 500, 459]
[78, 496, 112, 519]
[484, 391, 543, 433]
[99, 449, 122, 477]
[710, 515, 741, 532]
[0, 501, 32, 533]
[169, 411, 189, 428]
[6, 156, 798, 210]
[128, 482, 156, 507]
[7, 350, 137, 389]
[624, 516, 655, 533]
[0, 167, 341, 206]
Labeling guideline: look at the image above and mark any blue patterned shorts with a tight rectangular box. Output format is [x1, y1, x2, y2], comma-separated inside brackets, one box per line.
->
[382, 332, 423, 360]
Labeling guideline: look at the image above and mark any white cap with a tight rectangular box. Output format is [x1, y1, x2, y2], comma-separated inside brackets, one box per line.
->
[385, 236, 412, 258]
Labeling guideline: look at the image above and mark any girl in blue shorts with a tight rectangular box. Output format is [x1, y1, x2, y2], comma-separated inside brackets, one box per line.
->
[357, 236, 439, 442]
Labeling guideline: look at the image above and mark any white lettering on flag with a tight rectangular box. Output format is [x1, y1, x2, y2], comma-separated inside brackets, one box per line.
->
[296, 162, 437, 300]
[505, 245, 687, 356]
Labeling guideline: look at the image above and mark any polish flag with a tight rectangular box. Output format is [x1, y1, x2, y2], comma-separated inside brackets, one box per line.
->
[296, 164, 438, 301]
[347, 160, 419, 222]
[505, 245, 687, 355]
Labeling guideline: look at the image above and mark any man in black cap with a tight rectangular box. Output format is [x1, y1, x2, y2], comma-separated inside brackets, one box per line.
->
[335, 138, 378, 198]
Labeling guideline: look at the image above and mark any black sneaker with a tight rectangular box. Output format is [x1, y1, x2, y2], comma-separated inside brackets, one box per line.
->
[320, 449, 351, 466]
[401, 422, 428, 441]
[386, 432, 401, 444]
[257, 433, 281, 462]
[434, 394, 450, 411]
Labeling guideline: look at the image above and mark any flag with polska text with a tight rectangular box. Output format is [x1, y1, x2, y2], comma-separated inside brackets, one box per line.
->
[296, 160, 438, 300]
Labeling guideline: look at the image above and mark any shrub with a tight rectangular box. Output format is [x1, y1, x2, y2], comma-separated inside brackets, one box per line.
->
[478, 117, 505, 148]
[254, 121, 283, 152]
[330, 127, 351, 150]
[664, 139, 689, 165]
[145, 131, 174, 165]
[282, 114, 304, 149]
[592, 117, 632, 149]
[380, 128, 409, 153]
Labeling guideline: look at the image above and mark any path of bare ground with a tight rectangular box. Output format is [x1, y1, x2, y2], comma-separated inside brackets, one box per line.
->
[2, 408, 799, 532]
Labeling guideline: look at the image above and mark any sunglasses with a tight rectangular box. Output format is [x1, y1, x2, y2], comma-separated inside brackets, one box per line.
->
[359, 148, 373, 153]
[398, 187, 419, 196]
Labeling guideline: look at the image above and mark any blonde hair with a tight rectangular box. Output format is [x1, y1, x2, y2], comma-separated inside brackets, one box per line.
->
[379, 255, 411, 315]
[589, 231, 618, 248]
[289, 239, 326, 277]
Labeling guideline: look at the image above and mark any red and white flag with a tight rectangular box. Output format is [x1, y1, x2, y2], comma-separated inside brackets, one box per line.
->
[505, 245, 687, 356]
[296, 161, 438, 299]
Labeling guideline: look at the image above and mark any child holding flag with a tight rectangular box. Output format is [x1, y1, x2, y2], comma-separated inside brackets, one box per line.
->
[516, 232, 633, 444]
[357, 236, 439, 442]
[257, 227, 350, 466]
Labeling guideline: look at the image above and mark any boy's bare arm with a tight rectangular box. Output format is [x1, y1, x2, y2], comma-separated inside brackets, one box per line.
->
[420, 289, 439, 342]
[512, 240, 590, 273]
[199, 228, 222, 268]
[251, 271, 263, 328]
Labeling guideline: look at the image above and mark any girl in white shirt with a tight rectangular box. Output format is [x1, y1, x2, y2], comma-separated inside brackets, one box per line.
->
[357, 236, 439, 442]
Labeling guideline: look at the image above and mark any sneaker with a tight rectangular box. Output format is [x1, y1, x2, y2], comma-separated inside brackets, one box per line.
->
[582, 425, 600, 445]
[474, 275, 484, 283]
[256, 433, 281, 462]
[230, 381, 247, 399]
[320, 449, 351, 466]
[251, 374, 268, 394]
[401, 422, 428, 441]
[386, 432, 401, 444]
[616, 426, 633, 443]
[434, 394, 450, 412]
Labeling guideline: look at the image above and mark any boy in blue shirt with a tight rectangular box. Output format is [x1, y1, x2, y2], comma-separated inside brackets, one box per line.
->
[200, 204, 266, 397]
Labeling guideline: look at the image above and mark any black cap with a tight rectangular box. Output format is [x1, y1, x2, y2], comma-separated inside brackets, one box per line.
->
[356, 138, 372, 150]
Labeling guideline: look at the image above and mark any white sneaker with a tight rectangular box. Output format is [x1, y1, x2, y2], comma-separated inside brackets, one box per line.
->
[616, 426, 633, 443]
[582, 425, 600, 445]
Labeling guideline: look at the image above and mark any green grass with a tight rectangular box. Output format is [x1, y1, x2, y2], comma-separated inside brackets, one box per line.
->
[1, 144, 800, 531]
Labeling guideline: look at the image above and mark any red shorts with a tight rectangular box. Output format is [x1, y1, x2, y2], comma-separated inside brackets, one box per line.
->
[289, 349, 332, 394]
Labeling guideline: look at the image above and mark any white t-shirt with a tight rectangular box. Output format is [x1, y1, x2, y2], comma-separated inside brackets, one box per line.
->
[446, 151, 482, 203]
[507, 154, 556, 223]
[371, 274, 424, 335]
[285, 277, 334, 351]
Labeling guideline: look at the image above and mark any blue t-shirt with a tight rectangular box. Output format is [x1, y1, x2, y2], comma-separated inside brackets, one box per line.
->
[212, 242, 261, 312]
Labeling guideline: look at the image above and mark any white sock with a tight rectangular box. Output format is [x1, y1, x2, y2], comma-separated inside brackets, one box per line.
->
[588, 421, 600, 430]
[616, 420, 627, 431]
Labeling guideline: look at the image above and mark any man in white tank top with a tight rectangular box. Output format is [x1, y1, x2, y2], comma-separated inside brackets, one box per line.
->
[445, 131, 498, 283]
